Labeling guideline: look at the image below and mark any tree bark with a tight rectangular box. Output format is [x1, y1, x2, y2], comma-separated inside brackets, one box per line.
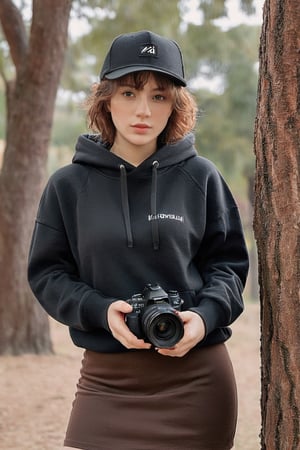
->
[253, 0, 300, 448]
[0, 0, 72, 354]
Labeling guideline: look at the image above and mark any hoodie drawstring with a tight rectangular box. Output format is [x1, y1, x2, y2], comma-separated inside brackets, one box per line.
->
[151, 161, 160, 250]
[119, 161, 160, 250]
[120, 164, 133, 248]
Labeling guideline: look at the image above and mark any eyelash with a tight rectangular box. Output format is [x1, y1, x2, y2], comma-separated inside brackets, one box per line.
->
[121, 91, 166, 101]
[122, 91, 134, 97]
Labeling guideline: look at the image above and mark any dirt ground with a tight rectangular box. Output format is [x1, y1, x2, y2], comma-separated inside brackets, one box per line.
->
[0, 302, 260, 450]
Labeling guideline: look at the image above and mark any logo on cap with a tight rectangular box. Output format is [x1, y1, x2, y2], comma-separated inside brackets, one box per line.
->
[139, 44, 157, 56]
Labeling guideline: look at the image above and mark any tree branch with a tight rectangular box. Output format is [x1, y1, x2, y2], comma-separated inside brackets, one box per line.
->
[0, 0, 28, 72]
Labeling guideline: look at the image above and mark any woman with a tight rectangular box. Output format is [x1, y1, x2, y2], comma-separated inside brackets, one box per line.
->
[28, 30, 249, 450]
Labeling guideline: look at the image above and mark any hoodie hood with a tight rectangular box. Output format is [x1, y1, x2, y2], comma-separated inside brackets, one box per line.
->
[72, 132, 197, 172]
[72, 133, 198, 250]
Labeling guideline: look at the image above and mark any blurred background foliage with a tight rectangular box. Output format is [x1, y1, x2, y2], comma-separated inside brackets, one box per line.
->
[0, 0, 261, 299]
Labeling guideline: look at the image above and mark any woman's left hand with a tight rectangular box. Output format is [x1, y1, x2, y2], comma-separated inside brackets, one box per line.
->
[156, 311, 206, 357]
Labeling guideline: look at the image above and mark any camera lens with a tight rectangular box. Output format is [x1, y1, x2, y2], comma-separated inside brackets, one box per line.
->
[155, 319, 173, 335]
[141, 304, 184, 348]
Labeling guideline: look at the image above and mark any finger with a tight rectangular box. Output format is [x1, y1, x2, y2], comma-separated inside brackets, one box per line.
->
[156, 347, 187, 357]
[155, 342, 188, 357]
[126, 337, 152, 350]
[121, 334, 152, 350]
[177, 311, 195, 324]
[111, 300, 133, 314]
[114, 323, 151, 349]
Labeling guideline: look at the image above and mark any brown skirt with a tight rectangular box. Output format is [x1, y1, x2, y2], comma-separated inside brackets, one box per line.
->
[64, 344, 237, 450]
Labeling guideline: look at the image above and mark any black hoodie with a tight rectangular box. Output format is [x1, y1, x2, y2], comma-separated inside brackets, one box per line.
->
[28, 133, 249, 352]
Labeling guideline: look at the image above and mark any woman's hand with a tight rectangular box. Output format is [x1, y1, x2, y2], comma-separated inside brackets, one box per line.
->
[107, 300, 152, 350]
[156, 311, 206, 357]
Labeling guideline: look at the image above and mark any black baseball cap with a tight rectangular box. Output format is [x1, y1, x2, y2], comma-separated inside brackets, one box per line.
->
[100, 30, 186, 86]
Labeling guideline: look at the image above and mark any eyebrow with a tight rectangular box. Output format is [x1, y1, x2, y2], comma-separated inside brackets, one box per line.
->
[119, 84, 167, 91]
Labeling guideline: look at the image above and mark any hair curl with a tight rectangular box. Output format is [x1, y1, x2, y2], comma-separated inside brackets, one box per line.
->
[85, 71, 197, 146]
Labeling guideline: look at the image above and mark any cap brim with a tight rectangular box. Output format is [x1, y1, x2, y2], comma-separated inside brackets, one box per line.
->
[104, 66, 186, 86]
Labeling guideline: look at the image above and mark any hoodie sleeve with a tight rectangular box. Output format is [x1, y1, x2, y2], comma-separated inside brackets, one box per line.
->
[27, 170, 114, 332]
[189, 164, 249, 337]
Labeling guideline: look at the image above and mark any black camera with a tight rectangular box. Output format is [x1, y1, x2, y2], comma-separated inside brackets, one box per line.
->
[126, 283, 184, 348]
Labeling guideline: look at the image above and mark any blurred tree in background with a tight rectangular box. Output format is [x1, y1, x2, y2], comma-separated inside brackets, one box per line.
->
[0, 0, 260, 355]
[0, 0, 72, 354]
[254, 0, 300, 447]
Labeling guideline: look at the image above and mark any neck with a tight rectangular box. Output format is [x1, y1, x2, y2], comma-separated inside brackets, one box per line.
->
[110, 141, 157, 167]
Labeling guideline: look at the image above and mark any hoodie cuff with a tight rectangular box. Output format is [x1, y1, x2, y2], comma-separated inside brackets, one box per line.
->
[81, 291, 115, 332]
[189, 300, 225, 337]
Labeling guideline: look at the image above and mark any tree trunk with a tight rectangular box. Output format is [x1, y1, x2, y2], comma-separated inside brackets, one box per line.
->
[253, 0, 300, 448]
[0, 0, 72, 354]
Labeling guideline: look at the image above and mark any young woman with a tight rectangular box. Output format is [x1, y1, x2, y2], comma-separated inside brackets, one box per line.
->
[28, 30, 249, 450]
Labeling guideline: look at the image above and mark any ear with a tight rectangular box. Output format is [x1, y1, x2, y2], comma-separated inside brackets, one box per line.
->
[106, 101, 111, 112]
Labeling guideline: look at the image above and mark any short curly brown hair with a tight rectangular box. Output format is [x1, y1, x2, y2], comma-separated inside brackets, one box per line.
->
[85, 71, 197, 146]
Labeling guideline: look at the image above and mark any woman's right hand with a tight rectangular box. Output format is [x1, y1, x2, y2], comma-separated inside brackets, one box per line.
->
[107, 301, 152, 350]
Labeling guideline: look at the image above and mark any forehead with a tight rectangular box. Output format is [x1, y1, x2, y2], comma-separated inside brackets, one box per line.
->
[117, 71, 173, 90]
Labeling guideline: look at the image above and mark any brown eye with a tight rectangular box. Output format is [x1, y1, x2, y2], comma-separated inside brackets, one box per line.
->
[153, 94, 165, 101]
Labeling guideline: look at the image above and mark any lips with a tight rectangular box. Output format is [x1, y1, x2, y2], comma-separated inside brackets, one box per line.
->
[131, 123, 151, 129]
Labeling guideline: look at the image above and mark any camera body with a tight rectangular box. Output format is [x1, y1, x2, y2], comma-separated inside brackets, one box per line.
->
[126, 283, 184, 348]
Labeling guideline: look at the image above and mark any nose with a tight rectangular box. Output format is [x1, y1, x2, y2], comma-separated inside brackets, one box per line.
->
[135, 94, 151, 118]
